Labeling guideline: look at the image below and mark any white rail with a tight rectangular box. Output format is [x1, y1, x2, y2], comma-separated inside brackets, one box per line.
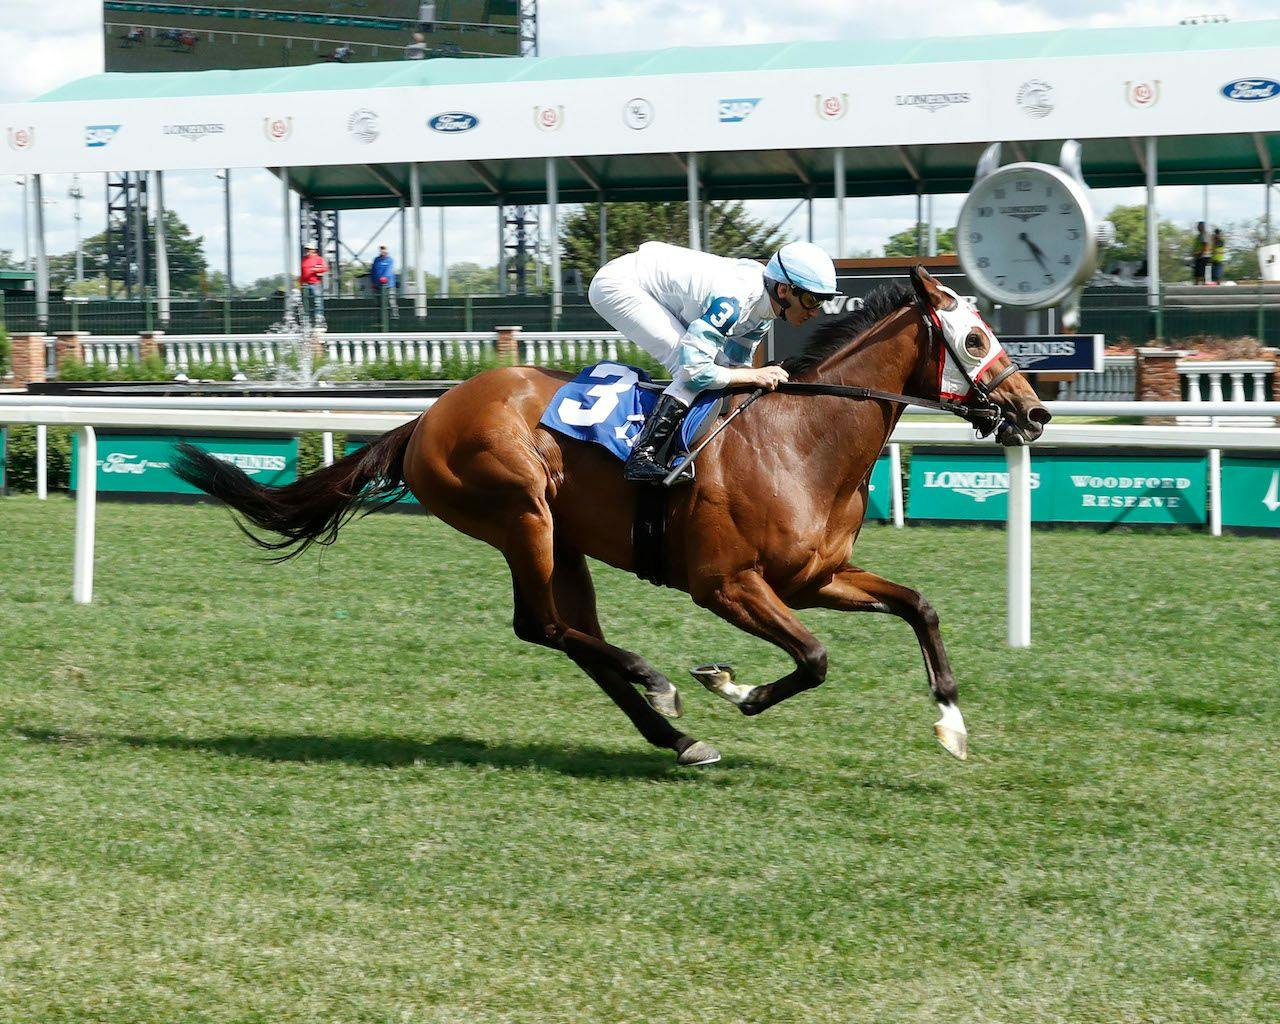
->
[2, 398, 1278, 647]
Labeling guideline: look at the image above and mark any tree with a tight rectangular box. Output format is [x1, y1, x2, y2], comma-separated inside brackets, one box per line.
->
[559, 201, 788, 277]
[884, 223, 957, 257]
[1098, 204, 1196, 283]
[46, 210, 209, 294]
[446, 262, 499, 294]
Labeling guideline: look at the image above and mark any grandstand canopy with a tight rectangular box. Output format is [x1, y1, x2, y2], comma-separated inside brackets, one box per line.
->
[5, 19, 1280, 208]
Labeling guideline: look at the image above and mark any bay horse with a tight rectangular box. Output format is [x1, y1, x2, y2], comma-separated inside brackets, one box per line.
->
[174, 267, 1049, 768]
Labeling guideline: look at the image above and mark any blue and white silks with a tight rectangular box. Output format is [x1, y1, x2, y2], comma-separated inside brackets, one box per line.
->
[539, 362, 722, 463]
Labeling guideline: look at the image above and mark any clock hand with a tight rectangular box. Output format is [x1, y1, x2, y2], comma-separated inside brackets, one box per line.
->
[1019, 232, 1050, 272]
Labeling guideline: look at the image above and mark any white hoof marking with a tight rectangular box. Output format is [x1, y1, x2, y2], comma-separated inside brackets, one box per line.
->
[690, 664, 755, 707]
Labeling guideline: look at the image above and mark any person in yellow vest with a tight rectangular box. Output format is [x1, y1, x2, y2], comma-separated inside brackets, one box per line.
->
[1211, 228, 1226, 285]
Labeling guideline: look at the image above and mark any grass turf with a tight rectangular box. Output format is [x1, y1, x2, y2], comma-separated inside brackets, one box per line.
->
[1, 494, 1277, 1023]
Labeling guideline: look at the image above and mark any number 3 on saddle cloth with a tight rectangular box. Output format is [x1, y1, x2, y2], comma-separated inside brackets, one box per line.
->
[539, 362, 723, 472]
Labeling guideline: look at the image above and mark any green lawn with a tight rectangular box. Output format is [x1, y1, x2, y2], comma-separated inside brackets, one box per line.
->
[1, 495, 1277, 1023]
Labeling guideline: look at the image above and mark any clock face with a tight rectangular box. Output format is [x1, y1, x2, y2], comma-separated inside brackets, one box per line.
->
[957, 164, 1095, 308]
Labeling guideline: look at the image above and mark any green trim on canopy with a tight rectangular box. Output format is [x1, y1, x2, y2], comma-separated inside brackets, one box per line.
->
[34, 19, 1280, 102]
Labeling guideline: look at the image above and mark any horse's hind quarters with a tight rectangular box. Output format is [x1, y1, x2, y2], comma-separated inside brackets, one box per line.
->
[644, 681, 684, 719]
[933, 702, 969, 761]
[676, 740, 722, 767]
[691, 664, 756, 707]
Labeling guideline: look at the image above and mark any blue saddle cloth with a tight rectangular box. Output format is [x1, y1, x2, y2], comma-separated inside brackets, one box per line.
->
[539, 362, 722, 463]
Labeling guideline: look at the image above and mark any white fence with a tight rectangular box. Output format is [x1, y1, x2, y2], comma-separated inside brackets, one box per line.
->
[3, 394, 1279, 648]
[70, 331, 644, 375]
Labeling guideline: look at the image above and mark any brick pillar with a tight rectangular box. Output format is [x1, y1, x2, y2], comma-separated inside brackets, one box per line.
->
[495, 325, 522, 363]
[9, 332, 48, 387]
[1134, 347, 1184, 424]
[138, 330, 164, 363]
[54, 331, 88, 372]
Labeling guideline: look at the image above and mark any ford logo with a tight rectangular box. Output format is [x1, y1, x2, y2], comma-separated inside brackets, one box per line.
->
[429, 112, 479, 132]
[1221, 78, 1280, 102]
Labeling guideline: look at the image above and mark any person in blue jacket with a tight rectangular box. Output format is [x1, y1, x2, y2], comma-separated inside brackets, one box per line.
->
[371, 245, 399, 319]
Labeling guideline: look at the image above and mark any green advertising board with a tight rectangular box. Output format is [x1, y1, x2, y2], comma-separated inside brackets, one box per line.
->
[344, 439, 420, 506]
[1221, 455, 1280, 530]
[908, 449, 1207, 525]
[71, 433, 297, 494]
[0, 426, 6, 494]
[865, 454, 892, 520]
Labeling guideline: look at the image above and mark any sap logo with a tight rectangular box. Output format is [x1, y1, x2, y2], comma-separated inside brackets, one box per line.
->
[719, 98, 761, 123]
[429, 112, 479, 133]
[1221, 78, 1280, 102]
[85, 124, 122, 148]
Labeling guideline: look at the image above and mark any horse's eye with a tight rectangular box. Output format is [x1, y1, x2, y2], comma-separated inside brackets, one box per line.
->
[964, 330, 988, 358]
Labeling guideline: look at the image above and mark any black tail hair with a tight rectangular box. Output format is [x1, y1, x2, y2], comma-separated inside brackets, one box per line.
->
[171, 417, 420, 561]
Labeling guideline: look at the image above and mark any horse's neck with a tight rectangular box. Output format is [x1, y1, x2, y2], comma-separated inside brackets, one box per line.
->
[814, 307, 928, 397]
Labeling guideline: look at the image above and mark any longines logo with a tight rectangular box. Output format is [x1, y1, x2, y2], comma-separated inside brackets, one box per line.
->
[923, 469, 1042, 502]
[896, 92, 970, 113]
[1001, 204, 1049, 222]
[7, 126, 34, 150]
[815, 93, 848, 121]
[163, 123, 225, 142]
[263, 117, 294, 141]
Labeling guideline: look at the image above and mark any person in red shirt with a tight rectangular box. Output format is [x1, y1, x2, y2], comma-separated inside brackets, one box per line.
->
[299, 244, 328, 324]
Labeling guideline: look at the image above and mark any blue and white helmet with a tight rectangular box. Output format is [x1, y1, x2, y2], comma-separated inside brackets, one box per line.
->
[764, 241, 840, 298]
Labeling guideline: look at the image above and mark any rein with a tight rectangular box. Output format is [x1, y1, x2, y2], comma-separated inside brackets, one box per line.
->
[771, 380, 1005, 435]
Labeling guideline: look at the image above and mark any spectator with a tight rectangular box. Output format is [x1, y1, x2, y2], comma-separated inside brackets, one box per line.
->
[299, 244, 328, 325]
[322, 43, 354, 63]
[1192, 221, 1210, 285]
[370, 245, 399, 319]
[404, 31, 428, 59]
[1211, 228, 1226, 285]
[121, 26, 144, 47]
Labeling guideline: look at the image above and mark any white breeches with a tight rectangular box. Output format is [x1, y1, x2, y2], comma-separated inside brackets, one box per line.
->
[588, 255, 700, 405]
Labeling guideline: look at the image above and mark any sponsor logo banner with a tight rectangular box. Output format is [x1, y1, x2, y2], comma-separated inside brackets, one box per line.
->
[263, 116, 294, 142]
[162, 123, 225, 142]
[347, 108, 380, 144]
[815, 93, 848, 121]
[865, 455, 892, 521]
[718, 97, 761, 123]
[429, 111, 479, 133]
[1016, 79, 1054, 118]
[85, 125, 121, 149]
[1125, 80, 1161, 108]
[1221, 457, 1280, 528]
[7, 126, 34, 151]
[71, 435, 297, 495]
[896, 92, 970, 113]
[1001, 335, 1103, 371]
[533, 105, 563, 131]
[622, 97, 654, 130]
[1221, 77, 1280, 102]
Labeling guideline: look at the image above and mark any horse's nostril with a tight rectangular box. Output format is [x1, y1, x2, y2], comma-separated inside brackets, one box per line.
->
[1027, 406, 1052, 426]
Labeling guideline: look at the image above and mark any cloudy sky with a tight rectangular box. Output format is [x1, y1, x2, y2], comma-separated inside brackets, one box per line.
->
[1, 0, 1276, 286]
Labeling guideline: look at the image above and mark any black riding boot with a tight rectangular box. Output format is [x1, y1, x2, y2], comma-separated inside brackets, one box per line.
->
[624, 395, 688, 483]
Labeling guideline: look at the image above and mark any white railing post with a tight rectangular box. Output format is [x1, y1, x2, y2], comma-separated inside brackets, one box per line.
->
[36, 423, 47, 500]
[322, 430, 334, 467]
[1006, 444, 1032, 648]
[888, 443, 904, 528]
[73, 425, 97, 605]
[1209, 447, 1222, 537]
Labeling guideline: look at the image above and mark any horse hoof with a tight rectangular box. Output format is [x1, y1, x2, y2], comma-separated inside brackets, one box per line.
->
[676, 740, 721, 767]
[934, 702, 968, 761]
[690, 663, 755, 707]
[645, 683, 683, 719]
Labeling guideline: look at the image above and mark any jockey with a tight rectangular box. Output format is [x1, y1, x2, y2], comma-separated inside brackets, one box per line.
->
[588, 240, 839, 482]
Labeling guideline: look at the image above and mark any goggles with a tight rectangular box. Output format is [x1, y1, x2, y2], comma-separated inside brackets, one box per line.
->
[776, 252, 833, 310]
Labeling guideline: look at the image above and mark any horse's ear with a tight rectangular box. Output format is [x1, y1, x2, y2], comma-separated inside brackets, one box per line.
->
[908, 264, 956, 312]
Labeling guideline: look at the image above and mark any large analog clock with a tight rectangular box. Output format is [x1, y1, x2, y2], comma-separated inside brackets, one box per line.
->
[956, 161, 1098, 309]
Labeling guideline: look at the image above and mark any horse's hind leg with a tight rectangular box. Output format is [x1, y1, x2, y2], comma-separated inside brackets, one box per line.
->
[794, 565, 966, 760]
[505, 508, 718, 767]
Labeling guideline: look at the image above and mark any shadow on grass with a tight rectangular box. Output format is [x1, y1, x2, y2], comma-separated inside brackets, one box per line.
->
[16, 727, 773, 780]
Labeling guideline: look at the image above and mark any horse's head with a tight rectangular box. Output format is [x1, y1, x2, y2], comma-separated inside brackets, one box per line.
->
[908, 266, 1050, 446]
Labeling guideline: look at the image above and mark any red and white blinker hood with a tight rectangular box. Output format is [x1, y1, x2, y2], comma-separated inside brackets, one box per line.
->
[929, 284, 1005, 401]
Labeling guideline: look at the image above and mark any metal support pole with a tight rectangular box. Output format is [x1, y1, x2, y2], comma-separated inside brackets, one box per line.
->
[21, 175, 31, 271]
[71, 176, 84, 283]
[398, 201, 408, 298]
[806, 194, 814, 243]
[1209, 448, 1222, 537]
[547, 157, 561, 323]
[439, 207, 448, 297]
[687, 153, 701, 251]
[1145, 137, 1161, 340]
[133, 171, 148, 302]
[409, 162, 426, 317]
[889, 443, 904, 528]
[281, 168, 294, 319]
[223, 169, 233, 296]
[1266, 172, 1274, 243]
[497, 201, 507, 296]
[36, 424, 47, 500]
[598, 198, 608, 268]
[32, 174, 48, 329]
[154, 170, 171, 325]
[834, 149, 846, 257]
[915, 186, 924, 255]
[73, 426, 97, 605]
[1006, 444, 1032, 648]
[927, 192, 938, 257]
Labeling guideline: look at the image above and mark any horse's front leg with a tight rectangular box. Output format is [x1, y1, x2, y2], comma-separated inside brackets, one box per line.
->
[692, 571, 829, 717]
[792, 565, 967, 760]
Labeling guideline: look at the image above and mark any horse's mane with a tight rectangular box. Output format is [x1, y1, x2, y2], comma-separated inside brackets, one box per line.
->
[780, 283, 916, 377]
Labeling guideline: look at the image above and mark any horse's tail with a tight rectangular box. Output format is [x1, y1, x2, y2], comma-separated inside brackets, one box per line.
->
[172, 417, 420, 561]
